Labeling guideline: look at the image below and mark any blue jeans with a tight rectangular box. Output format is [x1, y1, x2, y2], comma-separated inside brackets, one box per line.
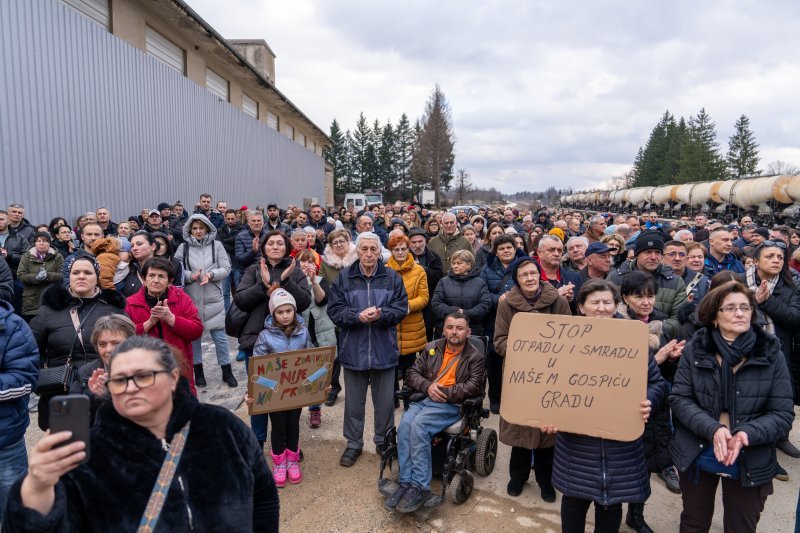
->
[796, 488, 800, 533]
[192, 329, 230, 366]
[0, 438, 28, 523]
[244, 349, 268, 442]
[397, 397, 461, 491]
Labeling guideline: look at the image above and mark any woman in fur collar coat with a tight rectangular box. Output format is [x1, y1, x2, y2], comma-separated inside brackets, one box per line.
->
[29, 255, 125, 430]
[4, 336, 279, 532]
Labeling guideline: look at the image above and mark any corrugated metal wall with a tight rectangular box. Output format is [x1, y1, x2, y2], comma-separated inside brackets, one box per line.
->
[0, 0, 325, 224]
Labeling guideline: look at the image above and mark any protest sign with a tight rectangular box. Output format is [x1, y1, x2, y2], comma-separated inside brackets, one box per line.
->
[499, 313, 648, 441]
[247, 346, 336, 415]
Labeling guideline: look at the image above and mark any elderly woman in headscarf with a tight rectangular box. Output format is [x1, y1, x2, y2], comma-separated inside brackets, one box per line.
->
[493, 256, 571, 502]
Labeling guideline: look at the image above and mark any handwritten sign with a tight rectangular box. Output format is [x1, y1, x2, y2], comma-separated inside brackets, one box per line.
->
[499, 313, 648, 441]
[247, 346, 336, 415]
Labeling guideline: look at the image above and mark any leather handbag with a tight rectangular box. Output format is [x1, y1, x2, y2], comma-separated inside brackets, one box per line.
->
[34, 357, 74, 395]
[225, 300, 249, 337]
[35, 303, 98, 395]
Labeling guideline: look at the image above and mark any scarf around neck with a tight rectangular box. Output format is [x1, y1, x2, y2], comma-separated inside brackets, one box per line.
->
[745, 266, 778, 334]
[711, 327, 756, 413]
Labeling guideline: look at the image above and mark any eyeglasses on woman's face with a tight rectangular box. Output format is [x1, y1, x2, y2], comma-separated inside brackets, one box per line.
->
[106, 370, 170, 395]
[718, 304, 753, 315]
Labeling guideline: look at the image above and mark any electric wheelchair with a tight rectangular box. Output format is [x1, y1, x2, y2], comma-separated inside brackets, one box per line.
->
[377, 336, 498, 507]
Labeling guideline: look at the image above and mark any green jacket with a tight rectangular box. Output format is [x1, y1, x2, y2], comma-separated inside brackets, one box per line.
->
[427, 232, 471, 270]
[607, 260, 687, 338]
[17, 247, 64, 316]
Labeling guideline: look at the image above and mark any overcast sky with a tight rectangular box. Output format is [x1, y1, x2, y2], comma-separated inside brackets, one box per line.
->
[189, 0, 800, 194]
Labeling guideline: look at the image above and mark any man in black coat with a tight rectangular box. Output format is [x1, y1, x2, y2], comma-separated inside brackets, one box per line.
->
[0, 256, 13, 302]
[217, 209, 242, 310]
[409, 228, 443, 340]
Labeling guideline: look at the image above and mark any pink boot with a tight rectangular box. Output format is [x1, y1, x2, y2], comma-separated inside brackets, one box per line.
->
[286, 448, 303, 484]
[271, 450, 287, 488]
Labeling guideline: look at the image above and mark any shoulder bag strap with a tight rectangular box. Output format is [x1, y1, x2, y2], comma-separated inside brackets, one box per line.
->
[137, 421, 192, 533]
[686, 272, 703, 293]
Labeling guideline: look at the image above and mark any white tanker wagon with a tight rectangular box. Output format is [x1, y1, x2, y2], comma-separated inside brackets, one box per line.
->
[559, 175, 800, 224]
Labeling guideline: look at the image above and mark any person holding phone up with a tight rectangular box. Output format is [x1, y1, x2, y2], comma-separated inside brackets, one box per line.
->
[4, 336, 279, 532]
[124, 257, 203, 395]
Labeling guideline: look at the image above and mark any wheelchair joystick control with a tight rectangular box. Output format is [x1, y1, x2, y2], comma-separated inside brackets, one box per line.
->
[470, 429, 477, 440]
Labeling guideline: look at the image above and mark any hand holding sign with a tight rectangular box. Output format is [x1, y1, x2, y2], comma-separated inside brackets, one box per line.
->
[500, 314, 648, 441]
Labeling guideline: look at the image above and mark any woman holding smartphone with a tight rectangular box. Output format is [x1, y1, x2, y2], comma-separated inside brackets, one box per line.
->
[5, 336, 279, 532]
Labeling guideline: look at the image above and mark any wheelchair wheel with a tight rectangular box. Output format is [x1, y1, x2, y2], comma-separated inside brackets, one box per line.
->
[474, 428, 498, 477]
[447, 470, 474, 504]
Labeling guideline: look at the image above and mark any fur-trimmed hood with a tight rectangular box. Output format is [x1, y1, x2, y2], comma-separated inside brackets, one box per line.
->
[40, 282, 126, 311]
[26, 246, 58, 260]
[90, 237, 120, 257]
[616, 303, 668, 352]
[321, 242, 358, 269]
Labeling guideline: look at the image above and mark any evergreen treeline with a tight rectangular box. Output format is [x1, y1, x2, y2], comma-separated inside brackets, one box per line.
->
[324, 85, 456, 204]
[631, 109, 760, 187]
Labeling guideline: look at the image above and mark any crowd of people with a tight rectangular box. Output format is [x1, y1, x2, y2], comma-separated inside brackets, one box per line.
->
[0, 197, 798, 532]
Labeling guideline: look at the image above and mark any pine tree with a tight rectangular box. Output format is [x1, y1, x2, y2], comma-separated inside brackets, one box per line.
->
[350, 113, 372, 191]
[411, 85, 455, 206]
[324, 119, 348, 199]
[679, 108, 725, 182]
[454, 169, 472, 203]
[662, 117, 687, 183]
[394, 113, 414, 199]
[378, 121, 396, 199]
[726, 114, 760, 178]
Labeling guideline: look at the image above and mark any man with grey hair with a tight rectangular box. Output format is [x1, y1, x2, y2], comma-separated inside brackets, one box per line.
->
[354, 214, 391, 262]
[584, 215, 606, 243]
[674, 229, 694, 243]
[234, 209, 268, 269]
[733, 223, 756, 249]
[328, 231, 409, 467]
[564, 236, 589, 272]
[428, 212, 471, 268]
[537, 235, 582, 311]
[615, 223, 632, 242]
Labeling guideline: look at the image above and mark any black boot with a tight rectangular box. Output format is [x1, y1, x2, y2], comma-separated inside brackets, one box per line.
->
[625, 502, 654, 533]
[194, 364, 207, 387]
[221, 364, 238, 387]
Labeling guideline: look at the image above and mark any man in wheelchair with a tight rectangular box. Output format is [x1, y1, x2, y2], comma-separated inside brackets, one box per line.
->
[385, 312, 486, 513]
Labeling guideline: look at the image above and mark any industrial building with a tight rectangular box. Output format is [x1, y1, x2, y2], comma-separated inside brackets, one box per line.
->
[1, 0, 333, 223]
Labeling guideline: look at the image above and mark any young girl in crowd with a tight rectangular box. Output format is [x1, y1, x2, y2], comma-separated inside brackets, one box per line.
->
[248, 289, 313, 487]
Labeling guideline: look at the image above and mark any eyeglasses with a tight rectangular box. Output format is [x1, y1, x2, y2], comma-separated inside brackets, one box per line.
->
[664, 252, 687, 258]
[718, 305, 753, 315]
[106, 370, 170, 395]
[331, 239, 347, 247]
[757, 240, 787, 250]
[518, 271, 539, 279]
[392, 247, 408, 253]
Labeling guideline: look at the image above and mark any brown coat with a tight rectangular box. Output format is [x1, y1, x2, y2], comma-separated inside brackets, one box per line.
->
[405, 338, 485, 404]
[494, 283, 571, 449]
[91, 238, 121, 290]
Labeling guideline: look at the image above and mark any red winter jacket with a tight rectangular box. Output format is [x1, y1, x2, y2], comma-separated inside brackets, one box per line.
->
[125, 286, 203, 395]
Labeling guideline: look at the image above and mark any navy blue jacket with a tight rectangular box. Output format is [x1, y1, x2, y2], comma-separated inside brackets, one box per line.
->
[328, 261, 408, 371]
[234, 227, 268, 269]
[552, 353, 666, 505]
[704, 252, 745, 278]
[0, 300, 39, 448]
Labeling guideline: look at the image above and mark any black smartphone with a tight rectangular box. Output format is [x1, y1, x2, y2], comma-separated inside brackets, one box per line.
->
[49, 395, 91, 463]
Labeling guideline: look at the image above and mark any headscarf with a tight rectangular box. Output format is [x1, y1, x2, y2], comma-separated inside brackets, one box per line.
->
[63, 251, 100, 287]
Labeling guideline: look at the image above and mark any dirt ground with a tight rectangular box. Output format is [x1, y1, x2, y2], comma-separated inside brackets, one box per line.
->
[24, 334, 800, 532]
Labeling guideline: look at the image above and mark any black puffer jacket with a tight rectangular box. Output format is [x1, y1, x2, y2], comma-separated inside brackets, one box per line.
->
[669, 325, 794, 486]
[430, 271, 492, 335]
[3, 379, 279, 532]
[233, 258, 311, 350]
[552, 350, 666, 505]
[30, 284, 126, 430]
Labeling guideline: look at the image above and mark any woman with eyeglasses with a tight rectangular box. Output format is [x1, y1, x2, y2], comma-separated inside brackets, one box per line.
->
[6, 335, 279, 532]
[386, 234, 429, 393]
[742, 239, 800, 464]
[670, 281, 793, 532]
[318, 228, 358, 406]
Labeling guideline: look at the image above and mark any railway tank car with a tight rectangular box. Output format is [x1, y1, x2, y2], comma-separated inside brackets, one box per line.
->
[560, 175, 800, 224]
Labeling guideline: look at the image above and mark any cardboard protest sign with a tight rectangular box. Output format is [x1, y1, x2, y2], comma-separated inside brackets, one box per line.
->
[500, 313, 648, 441]
[247, 346, 336, 415]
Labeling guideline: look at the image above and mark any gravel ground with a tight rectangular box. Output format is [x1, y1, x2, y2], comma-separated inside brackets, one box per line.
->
[24, 333, 800, 532]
